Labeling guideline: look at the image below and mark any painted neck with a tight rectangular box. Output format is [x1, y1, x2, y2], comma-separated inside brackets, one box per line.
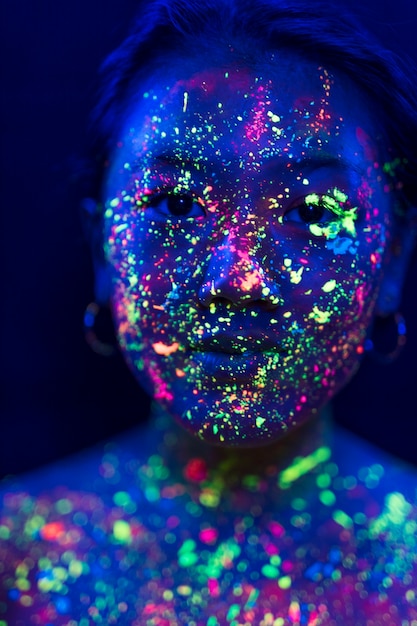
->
[150, 403, 334, 500]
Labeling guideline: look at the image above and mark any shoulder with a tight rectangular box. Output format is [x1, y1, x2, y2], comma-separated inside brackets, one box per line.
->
[0, 423, 156, 624]
[1, 421, 417, 625]
[331, 422, 417, 499]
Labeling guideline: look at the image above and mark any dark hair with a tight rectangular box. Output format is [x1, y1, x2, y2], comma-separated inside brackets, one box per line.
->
[90, 0, 417, 207]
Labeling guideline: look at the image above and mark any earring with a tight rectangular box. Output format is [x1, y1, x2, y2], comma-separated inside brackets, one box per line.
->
[364, 312, 407, 365]
[83, 302, 116, 357]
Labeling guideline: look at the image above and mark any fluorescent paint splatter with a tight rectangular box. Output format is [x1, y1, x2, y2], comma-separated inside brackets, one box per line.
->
[152, 341, 180, 355]
[101, 57, 393, 449]
[3, 420, 417, 623]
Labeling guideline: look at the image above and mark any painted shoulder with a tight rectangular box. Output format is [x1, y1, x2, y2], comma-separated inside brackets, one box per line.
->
[1, 422, 417, 625]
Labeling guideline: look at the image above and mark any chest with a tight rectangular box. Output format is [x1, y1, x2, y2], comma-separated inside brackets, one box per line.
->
[2, 487, 417, 626]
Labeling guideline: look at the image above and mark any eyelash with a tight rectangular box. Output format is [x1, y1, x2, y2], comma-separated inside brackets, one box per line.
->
[137, 188, 356, 229]
[284, 194, 353, 225]
[150, 191, 205, 215]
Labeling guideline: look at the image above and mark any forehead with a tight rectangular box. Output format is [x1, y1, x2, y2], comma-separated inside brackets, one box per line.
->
[110, 53, 381, 175]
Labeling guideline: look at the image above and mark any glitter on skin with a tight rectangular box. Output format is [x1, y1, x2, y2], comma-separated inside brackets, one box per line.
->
[2, 418, 417, 625]
[3, 47, 415, 626]
[104, 57, 393, 447]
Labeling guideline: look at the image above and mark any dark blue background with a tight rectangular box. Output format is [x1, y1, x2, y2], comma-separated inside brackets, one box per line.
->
[1, 0, 417, 477]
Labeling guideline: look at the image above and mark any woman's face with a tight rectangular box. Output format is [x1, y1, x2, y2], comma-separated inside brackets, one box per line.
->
[103, 54, 393, 446]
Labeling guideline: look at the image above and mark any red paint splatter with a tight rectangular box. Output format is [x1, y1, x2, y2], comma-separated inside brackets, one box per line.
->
[183, 458, 208, 483]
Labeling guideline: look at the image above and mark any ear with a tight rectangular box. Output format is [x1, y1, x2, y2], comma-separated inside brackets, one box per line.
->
[80, 197, 112, 306]
[376, 207, 417, 316]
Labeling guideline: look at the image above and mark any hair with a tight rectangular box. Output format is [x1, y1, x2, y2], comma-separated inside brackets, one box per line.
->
[88, 0, 417, 209]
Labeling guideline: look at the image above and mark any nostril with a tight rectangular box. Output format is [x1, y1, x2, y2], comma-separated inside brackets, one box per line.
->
[213, 297, 231, 307]
[198, 276, 283, 308]
[197, 295, 233, 310]
[235, 298, 282, 311]
[261, 298, 283, 311]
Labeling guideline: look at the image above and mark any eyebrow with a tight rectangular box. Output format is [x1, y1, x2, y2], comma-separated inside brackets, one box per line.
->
[154, 154, 203, 169]
[150, 152, 365, 176]
[286, 155, 366, 176]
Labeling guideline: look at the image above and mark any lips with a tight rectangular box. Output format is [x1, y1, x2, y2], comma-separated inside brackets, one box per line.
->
[188, 338, 284, 382]
[189, 332, 283, 355]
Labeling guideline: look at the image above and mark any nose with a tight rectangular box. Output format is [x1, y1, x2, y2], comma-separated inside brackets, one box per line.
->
[198, 228, 282, 310]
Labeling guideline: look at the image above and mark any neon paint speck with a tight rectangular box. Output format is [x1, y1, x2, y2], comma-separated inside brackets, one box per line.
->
[2, 414, 417, 624]
[102, 57, 394, 447]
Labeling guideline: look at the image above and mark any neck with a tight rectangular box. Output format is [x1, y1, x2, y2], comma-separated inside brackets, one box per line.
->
[148, 403, 334, 509]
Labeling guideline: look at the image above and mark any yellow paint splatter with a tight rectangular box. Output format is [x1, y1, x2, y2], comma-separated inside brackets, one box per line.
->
[113, 520, 132, 544]
[308, 306, 331, 324]
[290, 267, 304, 285]
[322, 279, 336, 293]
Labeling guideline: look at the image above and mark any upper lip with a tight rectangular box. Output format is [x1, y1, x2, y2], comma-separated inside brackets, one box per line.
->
[189, 332, 283, 355]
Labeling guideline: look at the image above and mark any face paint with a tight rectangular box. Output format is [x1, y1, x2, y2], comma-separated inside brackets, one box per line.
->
[103, 57, 393, 446]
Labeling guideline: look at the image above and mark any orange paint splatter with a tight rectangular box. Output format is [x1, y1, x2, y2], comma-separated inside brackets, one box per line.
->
[289, 600, 301, 623]
[152, 341, 179, 356]
[239, 271, 260, 292]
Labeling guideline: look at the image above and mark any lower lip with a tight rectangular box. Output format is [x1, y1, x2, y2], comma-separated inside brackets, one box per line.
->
[190, 350, 281, 381]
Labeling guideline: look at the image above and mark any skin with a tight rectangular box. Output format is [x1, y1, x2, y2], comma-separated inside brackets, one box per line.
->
[3, 52, 417, 626]
[102, 54, 394, 447]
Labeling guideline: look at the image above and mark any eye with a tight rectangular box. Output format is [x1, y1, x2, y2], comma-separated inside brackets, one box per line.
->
[284, 194, 337, 225]
[291, 202, 326, 224]
[147, 192, 206, 219]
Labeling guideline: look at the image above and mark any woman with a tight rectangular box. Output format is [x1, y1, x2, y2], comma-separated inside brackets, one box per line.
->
[1, 0, 417, 623]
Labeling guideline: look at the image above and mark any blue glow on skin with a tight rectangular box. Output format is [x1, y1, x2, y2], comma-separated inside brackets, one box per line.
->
[103, 56, 392, 446]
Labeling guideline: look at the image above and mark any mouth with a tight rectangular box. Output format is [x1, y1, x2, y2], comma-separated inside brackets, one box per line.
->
[189, 349, 282, 382]
[189, 332, 282, 355]
[187, 332, 286, 381]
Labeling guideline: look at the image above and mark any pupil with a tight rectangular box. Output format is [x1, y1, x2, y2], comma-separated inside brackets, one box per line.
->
[299, 203, 325, 223]
[168, 194, 193, 216]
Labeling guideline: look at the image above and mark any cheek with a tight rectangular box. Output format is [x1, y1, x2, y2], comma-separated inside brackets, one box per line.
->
[105, 212, 208, 343]
[269, 219, 388, 377]
[275, 235, 375, 315]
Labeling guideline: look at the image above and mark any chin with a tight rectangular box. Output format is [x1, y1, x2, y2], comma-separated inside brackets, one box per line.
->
[160, 390, 323, 448]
